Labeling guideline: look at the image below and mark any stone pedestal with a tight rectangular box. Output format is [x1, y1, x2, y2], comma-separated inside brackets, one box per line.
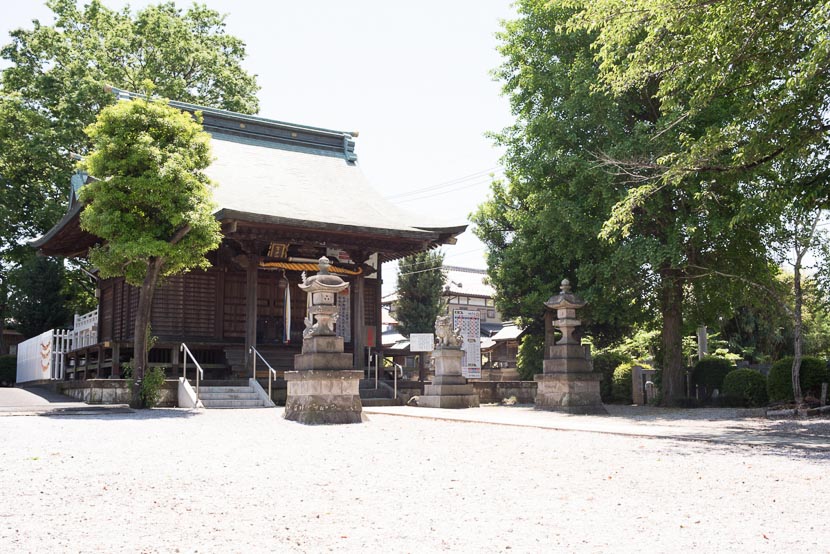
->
[419, 348, 479, 409]
[535, 279, 606, 415]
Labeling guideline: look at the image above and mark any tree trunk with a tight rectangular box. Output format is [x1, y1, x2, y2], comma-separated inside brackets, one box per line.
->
[133, 257, 164, 381]
[660, 270, 685, 404]
[792, 261, 804, 409]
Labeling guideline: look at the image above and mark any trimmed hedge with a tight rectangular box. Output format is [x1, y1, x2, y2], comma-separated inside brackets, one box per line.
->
[0, 355, 15, 386]
[767, 357, 829, 403]
[692, 356, 734, 397]
[722, 369, 768, 407]
[594, 351, 633, 403]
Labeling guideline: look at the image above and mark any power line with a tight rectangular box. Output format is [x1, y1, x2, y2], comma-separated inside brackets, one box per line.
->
[393, 175, 499, 203]
[385, 166, 501, 200]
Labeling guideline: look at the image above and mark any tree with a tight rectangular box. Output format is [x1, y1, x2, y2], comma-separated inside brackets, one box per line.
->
[79, 96, 222, 382]
[0, 0, 259, 340]
[8, 255, 73, 339]
[567, 0, 830, 208]
[396, 251, 446, 381]
[475, 0, 775, 403]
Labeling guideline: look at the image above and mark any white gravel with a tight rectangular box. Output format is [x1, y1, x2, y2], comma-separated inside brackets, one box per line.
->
[1, 408, 827, 553]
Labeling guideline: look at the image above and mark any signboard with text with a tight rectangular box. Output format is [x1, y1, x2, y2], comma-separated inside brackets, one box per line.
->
[453, 310, 481, 378]
[409, 333, 435, 352]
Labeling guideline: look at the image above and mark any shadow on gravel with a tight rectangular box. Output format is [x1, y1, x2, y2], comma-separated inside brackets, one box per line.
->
[41, 408, 202, 420]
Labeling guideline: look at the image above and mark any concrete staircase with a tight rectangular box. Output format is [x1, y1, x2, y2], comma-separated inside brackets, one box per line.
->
[198, 381, 271, 409]
[359, 379, 403, 407]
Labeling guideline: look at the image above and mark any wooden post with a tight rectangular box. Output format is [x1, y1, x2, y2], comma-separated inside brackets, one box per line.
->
[170, 342, 179, 378]
[352, 273, 366, 373]
[244, 254, 259, 375]
[111, 342, 121, 378]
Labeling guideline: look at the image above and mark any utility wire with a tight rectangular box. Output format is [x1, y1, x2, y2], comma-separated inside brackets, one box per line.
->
[385, 166, 502, 200]
[393, 175, 500, 203]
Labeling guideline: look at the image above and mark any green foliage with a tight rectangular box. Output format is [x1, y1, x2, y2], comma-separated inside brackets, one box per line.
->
[517, 332, 544, 381]
[0, 0, 258, 334]
[612, 361, 641, 404]
[7, 255, 72, 338]
[0, 355, 15, 386]
[722, 369, 768, 408]
[132, 366, 167, 408]
[395, 251, 445, 336]
[80, 98, 222, 284]
[477, 0, 776, 403]
[593, 351, 633, 403]
[569, 0, 830, 208]
[767, 357, 830, 403]
[692, 356, 734, 395]
[606, 328, 660, 363]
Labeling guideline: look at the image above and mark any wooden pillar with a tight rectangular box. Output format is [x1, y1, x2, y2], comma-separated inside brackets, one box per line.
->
[111, 342, 121, 378]
[170, 343, 179, 378]
[244, 254, 259, 375]
[352, 273, 366, 372]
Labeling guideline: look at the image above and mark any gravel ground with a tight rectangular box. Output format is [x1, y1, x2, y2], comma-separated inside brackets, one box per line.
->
[1, 408, 827, 553]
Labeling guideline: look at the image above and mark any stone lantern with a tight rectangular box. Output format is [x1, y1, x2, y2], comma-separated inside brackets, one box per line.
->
[283, 257, 364, 424]
[534, 279, 606, 414]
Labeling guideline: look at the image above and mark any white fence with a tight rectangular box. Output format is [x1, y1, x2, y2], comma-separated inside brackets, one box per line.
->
[15, 309, 98, 384]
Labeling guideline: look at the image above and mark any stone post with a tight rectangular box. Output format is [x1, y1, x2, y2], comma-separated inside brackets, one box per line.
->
[418, 315, 479, 409]
[284, 257, 363, 424]
[534, 279, 606, 414]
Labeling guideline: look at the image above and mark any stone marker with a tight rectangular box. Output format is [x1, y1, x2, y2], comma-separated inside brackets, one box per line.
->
[534, 279, 607, 414]
[418, 315, 480, 409]
[284, 257, 363, 424]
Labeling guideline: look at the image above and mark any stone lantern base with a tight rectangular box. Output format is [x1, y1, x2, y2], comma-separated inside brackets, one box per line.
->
[534, 373, 606, 414]
[284, 335, 363, 425]
[419, 348, 479, 409]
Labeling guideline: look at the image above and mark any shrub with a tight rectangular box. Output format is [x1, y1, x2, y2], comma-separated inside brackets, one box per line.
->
[517, 333, 544, 381]
[767, 357, 830, 403]
[612, 362, 640, 404]
[128, 367, 167, 408]
[691, 356, 734, 398]
[0, 355, 16, 386]
[593, 351, 633, 403]
[722, 369, 768, 407]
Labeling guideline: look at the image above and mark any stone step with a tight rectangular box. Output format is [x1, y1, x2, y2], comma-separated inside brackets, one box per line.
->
[198, 392, 260, 400]
[201, 398, 267, 408]
[199, 386, 253, 393]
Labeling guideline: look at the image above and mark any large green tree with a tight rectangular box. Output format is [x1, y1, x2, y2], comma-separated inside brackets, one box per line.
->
[80, 96, 222, 381]
[396, 251, 446, 381]
[0, 0, 259, 342]
[476, 0, 775, 402]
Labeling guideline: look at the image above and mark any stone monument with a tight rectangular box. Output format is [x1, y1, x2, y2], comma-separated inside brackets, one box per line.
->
[534, 279, 606, 414]
[284, 257, 364, 424]
[418, 315, 480, 409]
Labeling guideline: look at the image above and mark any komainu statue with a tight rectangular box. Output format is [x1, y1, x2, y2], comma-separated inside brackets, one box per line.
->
[435, 315, 462, 348]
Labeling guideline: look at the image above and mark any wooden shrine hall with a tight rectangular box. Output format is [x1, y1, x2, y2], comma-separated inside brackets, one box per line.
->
[33, 89, 465, 382]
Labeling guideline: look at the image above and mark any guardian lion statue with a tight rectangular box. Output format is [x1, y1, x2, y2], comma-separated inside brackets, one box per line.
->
[435, 315, 462, 348]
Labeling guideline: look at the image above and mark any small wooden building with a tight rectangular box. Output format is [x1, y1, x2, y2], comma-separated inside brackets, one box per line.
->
[33, 90, 464, 380]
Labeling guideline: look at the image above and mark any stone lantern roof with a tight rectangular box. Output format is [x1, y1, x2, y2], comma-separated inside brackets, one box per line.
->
[544, 279, 586, 310]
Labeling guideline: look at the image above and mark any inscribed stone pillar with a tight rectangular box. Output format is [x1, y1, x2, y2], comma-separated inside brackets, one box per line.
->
[534, 279, 606, 414]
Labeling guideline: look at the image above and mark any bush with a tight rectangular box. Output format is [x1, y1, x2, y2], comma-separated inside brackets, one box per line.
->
[767, 357, 830, 403]
[691, 356, 734, 398]
[722, 369, 768, 407]
[517, 333, 544, 381]
[0, 355, 16, 386]
[593, 351, 633, 403]
[128, 367, 167, 408]
[612, 362, 639, 404]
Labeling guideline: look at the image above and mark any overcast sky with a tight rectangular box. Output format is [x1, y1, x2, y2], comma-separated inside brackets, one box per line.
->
[0, 1, 516, 293]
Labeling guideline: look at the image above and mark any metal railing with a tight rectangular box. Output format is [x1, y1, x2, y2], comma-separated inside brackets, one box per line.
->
[250, 346, 277, 400]
[180, 343, 204, 404]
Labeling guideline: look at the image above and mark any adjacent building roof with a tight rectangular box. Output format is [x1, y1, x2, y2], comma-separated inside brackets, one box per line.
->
[32, 89, 466, 257]
[490, 323, 522, 342]
[443, 266, 494, 298]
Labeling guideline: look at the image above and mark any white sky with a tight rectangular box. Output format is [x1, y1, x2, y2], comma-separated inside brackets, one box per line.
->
[0, 1, 516, 294]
